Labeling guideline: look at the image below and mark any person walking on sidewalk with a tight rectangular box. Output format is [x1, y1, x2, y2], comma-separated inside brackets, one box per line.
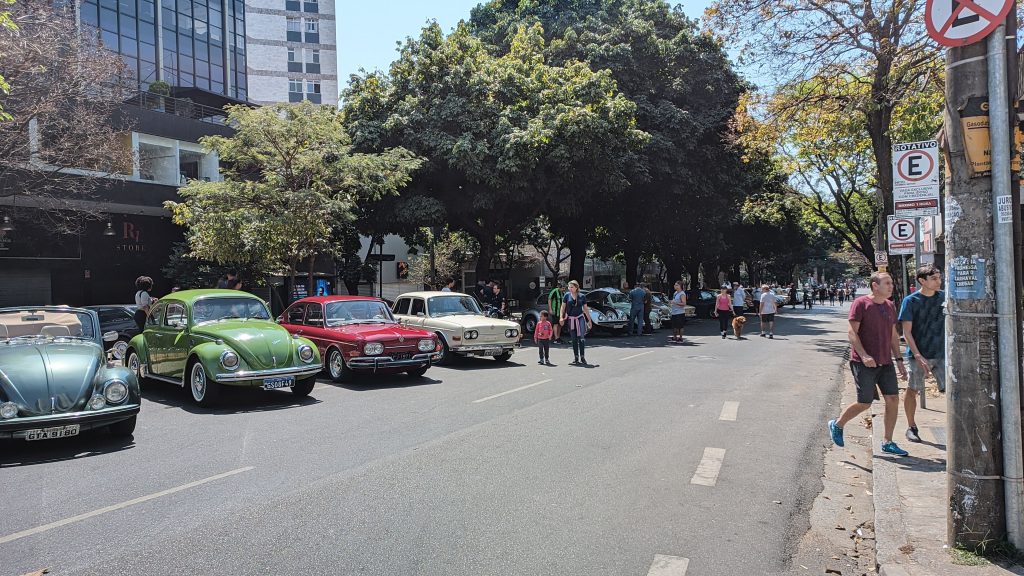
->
[548, 280, 564, 344]
[560, 280, 593, 365]
[628, 282, 646, 336]
[714, 287, 733, 339]
[898, 265, 946, 443]
[732, 282, 746, 317]
[534, 310, 554, 365]
[758, 285, 778, 338]
[828, 272, 910, 456]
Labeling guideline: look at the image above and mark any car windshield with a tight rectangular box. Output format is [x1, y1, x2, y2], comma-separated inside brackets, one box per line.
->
[325, 300, 395, 325]
[428, 295, 482, 316]
[0, 309, 97, 341]
[192, 297, 271, 324]
[607, 292, 629, 304]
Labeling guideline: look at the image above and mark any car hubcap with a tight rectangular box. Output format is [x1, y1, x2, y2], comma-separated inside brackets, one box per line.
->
[128, 353, 140, 375]
[191, 364, 206, 400]
[330, 351, 343, 378]
[113, 341, 129, 360]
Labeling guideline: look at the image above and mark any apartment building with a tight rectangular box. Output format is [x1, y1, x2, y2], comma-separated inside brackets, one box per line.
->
[244, 0, 338, 106]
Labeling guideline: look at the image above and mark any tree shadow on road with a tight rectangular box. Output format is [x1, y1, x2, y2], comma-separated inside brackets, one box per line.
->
[327, 373, 443, 391]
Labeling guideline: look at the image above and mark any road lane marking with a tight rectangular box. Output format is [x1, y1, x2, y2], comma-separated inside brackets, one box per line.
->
[619, 350, 655, 361]
[719, 401, 739, 421]
[647, 554, 690, 575]
[690, 448, 726, 487]
[0, 466, 255, 545]
[472, 379, 552, 404]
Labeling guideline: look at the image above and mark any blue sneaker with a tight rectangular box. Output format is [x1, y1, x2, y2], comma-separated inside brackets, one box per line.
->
[882, 441, 909, 456]
[828, 419, 844, 447]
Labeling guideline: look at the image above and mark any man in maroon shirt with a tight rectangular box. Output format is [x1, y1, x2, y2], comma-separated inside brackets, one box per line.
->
[828, 272, 910, 456]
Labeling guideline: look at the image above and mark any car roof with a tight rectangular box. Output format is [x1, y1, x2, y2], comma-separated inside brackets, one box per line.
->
[292, 296, 385, 304]
[162, 289, 263, 303]
[395, 291, 470, 298]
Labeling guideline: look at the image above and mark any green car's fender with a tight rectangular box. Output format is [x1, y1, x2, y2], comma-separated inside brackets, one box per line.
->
[126, 334, 148, 364]
[188, 340, 237, 381]
[293, 335, 321, 365]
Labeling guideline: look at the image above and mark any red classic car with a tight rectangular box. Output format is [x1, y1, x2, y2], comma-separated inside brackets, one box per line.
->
[278, 296, 442, 382]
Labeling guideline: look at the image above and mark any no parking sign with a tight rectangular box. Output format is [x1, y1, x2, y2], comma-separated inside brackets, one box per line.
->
[926, 0, 1014, 47]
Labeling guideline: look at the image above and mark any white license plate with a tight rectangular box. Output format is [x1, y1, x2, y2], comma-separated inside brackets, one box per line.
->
[483, 347, 504, 356]
[262, 376, 295, 390]
[25, 424, 80, 441]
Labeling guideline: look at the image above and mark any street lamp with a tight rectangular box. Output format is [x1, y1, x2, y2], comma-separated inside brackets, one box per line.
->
[0, 215, 13, 232]
[102, 221, 116, 236]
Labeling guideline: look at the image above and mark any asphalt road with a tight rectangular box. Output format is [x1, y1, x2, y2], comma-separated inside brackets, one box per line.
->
[2, 304, 854, 576]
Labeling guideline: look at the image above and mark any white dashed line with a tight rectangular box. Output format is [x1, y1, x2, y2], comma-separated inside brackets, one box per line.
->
[619, 350, 655, 361]
[472, 379, 553, 404]
[646, 554, 690, 575]
[690, 447, 726, 487]
[719, 401, 739, 421]
[0, 467, 255, 545]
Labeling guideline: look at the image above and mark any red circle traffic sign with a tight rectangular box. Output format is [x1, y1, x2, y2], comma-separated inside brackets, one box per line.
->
[926, 0, 1013, 47]
[890, 218, 916, 241]
[896, 149, 935, 183]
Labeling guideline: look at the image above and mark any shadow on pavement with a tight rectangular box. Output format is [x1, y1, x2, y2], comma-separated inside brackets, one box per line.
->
[327, 373, 443, 391]
[140, 380, 322, 415]
[0, 432, 135, 467]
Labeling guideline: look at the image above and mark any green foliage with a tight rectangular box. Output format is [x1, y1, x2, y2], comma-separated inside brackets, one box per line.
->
[0, 0, 13, 122]
[161, 242, 252, 290]
[167, 102, 421, 281]
[406, 229, 479, 289]
[147, 80, 171, 96]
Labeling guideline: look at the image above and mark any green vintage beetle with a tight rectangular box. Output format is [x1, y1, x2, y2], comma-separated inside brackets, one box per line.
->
[124, 290, 321, 406]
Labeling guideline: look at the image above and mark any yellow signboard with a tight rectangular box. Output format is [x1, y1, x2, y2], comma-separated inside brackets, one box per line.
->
[959, 97, 1022, 177]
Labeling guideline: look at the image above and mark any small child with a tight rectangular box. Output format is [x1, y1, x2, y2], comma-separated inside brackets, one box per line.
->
[534, 310, 554, 365]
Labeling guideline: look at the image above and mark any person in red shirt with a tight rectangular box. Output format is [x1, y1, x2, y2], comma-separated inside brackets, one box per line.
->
[828, 272, 910, 456]
[534, 310, 554, 366]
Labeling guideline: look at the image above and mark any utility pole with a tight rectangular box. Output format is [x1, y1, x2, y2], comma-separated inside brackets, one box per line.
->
[941, 10, 1022, 548]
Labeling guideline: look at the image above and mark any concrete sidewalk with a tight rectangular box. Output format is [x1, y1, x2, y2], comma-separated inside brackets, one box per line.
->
[871, 386, 1024, 576]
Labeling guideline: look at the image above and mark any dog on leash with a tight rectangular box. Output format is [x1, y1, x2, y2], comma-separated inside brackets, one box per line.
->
[732, 315, 747, 338]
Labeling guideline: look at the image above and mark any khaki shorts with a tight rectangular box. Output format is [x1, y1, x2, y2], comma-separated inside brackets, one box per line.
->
[908, 357, 946, 392]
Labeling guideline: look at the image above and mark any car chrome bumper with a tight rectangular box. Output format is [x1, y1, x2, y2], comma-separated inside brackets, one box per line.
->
[216, 365, 322, 382]
[0, 404, 140, 438]
[348, 352, 441, 370]
[453, 344, 515, 353]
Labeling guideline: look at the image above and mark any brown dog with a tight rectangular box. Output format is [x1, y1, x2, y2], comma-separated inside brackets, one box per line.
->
[732, 315, 747, 338]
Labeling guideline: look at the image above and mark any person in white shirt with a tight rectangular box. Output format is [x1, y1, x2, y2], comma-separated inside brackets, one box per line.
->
[758, 285, 778, 338]
[441, 278, 456, 292]
[134, 276, 157, 331]
[731, 283, 746, 317]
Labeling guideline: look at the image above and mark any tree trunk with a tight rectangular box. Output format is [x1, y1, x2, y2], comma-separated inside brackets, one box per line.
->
[307, 254, 316, 296]
[475, 236, 495, 284]
[664, 263, 682, 290]
[681, 259, 699, 288]
[565, 233, 588, 282]
[624, 247, 640, 287]
[288, 257, 298, 304]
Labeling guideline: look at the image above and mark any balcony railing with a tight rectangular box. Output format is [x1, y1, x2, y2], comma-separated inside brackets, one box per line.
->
[125, 91, 229, 125]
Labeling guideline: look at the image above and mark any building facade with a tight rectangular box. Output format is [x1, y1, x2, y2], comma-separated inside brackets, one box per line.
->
[243, 0, 338, 106]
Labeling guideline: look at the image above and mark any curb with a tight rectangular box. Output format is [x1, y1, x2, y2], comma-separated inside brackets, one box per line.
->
[872, 410, 913, 574]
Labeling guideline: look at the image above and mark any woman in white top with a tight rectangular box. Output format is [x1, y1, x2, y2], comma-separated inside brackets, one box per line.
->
[134, 276, 157, 331]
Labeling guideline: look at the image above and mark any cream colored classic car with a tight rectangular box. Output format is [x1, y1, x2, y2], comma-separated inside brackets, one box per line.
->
[391, 292, 520, 364]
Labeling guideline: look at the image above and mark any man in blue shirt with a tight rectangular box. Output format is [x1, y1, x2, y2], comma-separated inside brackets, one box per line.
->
[628, 282, 646, 336]
[898, 265, 945, 443]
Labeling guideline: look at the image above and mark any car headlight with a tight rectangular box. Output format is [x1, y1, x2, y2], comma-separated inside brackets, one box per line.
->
[103, 380, 129, 404]
[88, 394, 106, 410]
[298, 344, 315, 363]
[597, 313, 607, 322]
[220, 350, 240, 370]
[464, 330, 478, 340]
[0, 402, 17, 419]
[505, 328, 519, 338]
[364, 342, 384, 355]
[418, 338, 434, 352]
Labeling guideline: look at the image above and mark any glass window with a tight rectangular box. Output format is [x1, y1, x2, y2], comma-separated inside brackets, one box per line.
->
[139, 24, 156, 44]
[194, 20, 208, 39]
[393, 298, 410, 315]
[210, 24, 222, 42]
[118, 0, 136, 16]
[194, 4, 207, 22]
[288, 48, 296, 62]
[288, 79, 302, 93]
[410, 299, 425, 316]
[161, 7, 176, 31]
[178, 13, 193, 32]
[146, 303, 165, 327]
[324, 301, 394, 325]
[192, 297, 271, 324]
[305, 19, 317, 32]
[164, 303, 186, 328]
[120, 38, 138, 56]
[195, 59, 209, 77]
[287, 305, 305, 324]
[179, 33, 193, 55]
[195, 40, 209, 60]
[163, 31, 176, 50]
[81, 7, 100, 27]
[140, 0, 155, 21]
[305, 303, 325, 325]
[426, 295, 483, 316]
[180, 56, 193, 74]
[120, 18, 137, 39]
[100, 30, 119, 50]
[309, 49, 319, 64]
[179, 0, 191, 16]
[286, 17, 300, 32]
[100, 7, 118, 31]
[306, 80, 320, 94]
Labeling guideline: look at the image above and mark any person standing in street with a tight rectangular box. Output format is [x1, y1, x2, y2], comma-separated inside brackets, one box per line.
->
[642, 283, 654, 334]
[560, 280, 593, 365]
[441, 278, 456, 292]
[828, 272, 910, 456]
[732, 282, 746, 318]
[133, 276, 157, 332]
[803, 285, 813, 310]
[534, 310, 554, 365]
[549, 280, 565, 344]
[714, 286, 733, 339]
[669, 281, 688, 343]
[758, 285, 778, 338]
[898, 265, 946, 443]
[628, 282, 646, 336]
[789, 284, 798, 310]
[216, 270, 241, 289]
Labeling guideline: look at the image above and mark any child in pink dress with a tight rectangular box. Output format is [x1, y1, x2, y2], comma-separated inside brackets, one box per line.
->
[534, 310, 554, 365]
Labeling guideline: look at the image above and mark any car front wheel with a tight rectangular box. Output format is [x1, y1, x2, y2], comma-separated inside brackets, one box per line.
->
[436, 336, 455, 366]
[108, 415, 137, 437]
[326, 348, 351, 383]
[406, 366, 429, 378]
[291, 376, 316, 397]
[523, 314, 538, 334]
[494, 351, 512, 362]
[125, 350, 145, 383]
[188, 361, 221, 407]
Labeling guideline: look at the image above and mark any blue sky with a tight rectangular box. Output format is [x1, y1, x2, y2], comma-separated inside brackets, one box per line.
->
[335, 0, 717, 92]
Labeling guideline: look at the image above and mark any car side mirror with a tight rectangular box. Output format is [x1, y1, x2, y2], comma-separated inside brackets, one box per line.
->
[102, 330, 119, 342]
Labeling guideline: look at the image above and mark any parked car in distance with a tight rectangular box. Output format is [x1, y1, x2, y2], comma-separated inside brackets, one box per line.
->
[684, 289, 717, 319]
[650, 292, 697, 319]
[0, 306, 141, 440]
[124, 289, 322, 406]
[86, 304, 139, 361]
[577, 290, 630, 334]
[279, 296, 441, 382]
[392, 291, 520, 364]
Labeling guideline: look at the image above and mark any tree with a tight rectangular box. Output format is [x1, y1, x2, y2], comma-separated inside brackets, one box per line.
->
[406, 229, 478, 290]
[522, 216, 571, 278]
[470, 0, 748, 283]
[0, 0, 134, 231]
[708, 0, 943, 228]
[342, 22, 645, 281]
[167, 102, 421, 294]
